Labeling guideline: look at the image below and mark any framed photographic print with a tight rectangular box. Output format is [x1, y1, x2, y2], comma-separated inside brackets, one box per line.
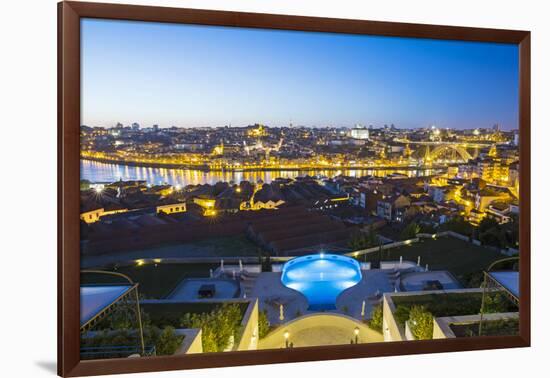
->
[58, 1, 530, 376]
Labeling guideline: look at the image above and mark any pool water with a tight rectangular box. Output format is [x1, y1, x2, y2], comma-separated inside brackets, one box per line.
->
[281, 253, 362, 310]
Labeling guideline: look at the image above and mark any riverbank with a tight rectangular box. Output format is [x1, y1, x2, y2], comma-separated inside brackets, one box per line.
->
[81, 156, 447, 173]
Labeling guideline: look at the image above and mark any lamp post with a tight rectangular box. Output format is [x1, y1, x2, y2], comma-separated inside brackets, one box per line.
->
[284, 330, 290, 348]
[354, 327, 360, 344]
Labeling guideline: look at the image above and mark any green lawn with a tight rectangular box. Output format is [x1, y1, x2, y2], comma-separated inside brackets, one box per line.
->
[122, 235, 259, 258]
[82, 263, 219, 299]
[360, 236, 505, 285]
[82, 234, 260, 280]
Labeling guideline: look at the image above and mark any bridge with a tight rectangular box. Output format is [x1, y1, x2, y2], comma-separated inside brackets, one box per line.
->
[393, 139, 486, 163]
[426, 144, 473, 162]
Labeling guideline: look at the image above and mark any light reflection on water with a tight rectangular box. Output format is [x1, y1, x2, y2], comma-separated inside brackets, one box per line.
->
[80, 159, 437, 186]
[281, 254, 362, 311]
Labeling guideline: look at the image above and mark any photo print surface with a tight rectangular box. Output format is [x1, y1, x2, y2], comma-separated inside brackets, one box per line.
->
[78, 18, 521, 359]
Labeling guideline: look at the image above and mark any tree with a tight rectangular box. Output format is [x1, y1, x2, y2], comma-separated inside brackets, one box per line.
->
[419, 222, 437, 234]
[258, 310, 271, 339]
[348, 227, 378, 250]
[441, 216, 473, 236]
[258, 249, 272, 272]
[400, 222, 420, 240]
[479, 218, 500, 234]
[408, 305, 433, 340]
[365, 225, 378, 247]
[368, 304, 383, 333]
[479, 227, 505, 248]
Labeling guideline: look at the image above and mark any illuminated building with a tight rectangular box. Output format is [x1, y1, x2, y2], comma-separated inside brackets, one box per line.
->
[350, 127, 369, 140]
[468, 208, 486, 224]
[404, 144, 412, 158]
[80, 207, 128, 223]
[193, 197, 217, 215]
[488, 144, 498, 158]
[212, 143, 224, 156]
[376, 195, 411, 221]
[247, 124, 267, 137]
[156, 203, 187, 215]
[475, 187, 512, 211]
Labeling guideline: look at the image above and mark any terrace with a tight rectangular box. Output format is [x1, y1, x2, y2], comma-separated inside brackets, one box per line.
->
[358, 236, 505, 285]
[79, 235, 519, 353]
[382, 288, 518, 341]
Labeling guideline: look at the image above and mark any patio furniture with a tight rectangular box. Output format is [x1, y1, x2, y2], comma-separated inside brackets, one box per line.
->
[198, 284, 216, 298]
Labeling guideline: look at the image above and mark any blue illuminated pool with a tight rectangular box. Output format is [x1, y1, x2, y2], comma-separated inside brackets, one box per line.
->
[281, 253, 362, 310]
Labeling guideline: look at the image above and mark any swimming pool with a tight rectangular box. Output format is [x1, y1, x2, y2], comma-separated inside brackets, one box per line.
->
[281, 253, 362, 310]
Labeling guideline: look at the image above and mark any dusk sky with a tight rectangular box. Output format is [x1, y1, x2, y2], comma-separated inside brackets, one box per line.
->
[81, 18, 519, 130]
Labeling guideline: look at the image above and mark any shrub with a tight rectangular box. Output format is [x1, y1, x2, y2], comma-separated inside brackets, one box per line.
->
[483, 291, 512, 313]
[258, 310, 271, 339]
[81, 326, 184, 357]
[408, 305, 433, 340]
[400, 222, 420, 240]
[180, 303, 243, 352]
[477, 318, 519, 337]
[368, 304, 383, 333]
[154, 326, 183, 355]
[452, 318, 519, 337]
[394, 305, 412, 326]
[392, 292, 517, 326]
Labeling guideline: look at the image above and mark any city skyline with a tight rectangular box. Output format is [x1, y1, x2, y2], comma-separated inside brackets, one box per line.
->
[82, 19, 519, 130]
[84, 123, 516, 131]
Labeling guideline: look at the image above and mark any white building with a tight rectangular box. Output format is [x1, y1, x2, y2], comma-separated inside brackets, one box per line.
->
[350, 127, 369, 140]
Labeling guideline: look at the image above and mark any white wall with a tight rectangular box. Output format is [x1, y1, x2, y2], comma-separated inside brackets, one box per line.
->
[2, 1, 549, 378]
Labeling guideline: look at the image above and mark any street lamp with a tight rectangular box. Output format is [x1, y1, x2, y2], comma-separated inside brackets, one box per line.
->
[354, 327, 360, 344]
[284, 330, 290, 348]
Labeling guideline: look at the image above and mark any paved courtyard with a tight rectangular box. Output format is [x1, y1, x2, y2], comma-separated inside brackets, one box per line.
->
[250, 272, 309, 325]
[250, 269, 393, 325]
[258, 318, 384, 349]
[336, 269, 395, 319]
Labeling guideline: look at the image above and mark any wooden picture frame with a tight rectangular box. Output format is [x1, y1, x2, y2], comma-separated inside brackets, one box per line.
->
[58, 1, 530, 376]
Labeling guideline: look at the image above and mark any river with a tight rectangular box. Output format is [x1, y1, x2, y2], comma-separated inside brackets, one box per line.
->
[80, 159, 441, 187]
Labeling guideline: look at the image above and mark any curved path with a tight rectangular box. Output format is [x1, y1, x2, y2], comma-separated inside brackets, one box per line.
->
[258, 313, 383, 349]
